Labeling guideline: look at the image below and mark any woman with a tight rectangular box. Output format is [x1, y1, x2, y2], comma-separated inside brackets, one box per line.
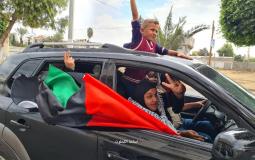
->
[129, 75, 207, 142]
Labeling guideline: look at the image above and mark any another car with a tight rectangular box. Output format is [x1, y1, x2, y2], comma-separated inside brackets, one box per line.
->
[0, 42, 255, 160]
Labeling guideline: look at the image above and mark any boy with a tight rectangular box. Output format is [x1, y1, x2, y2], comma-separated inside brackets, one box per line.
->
[124, 0, 192, 59]
[120, 0, 192, 98]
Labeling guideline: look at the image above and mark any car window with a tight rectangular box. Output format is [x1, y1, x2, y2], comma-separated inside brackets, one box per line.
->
[197, 65, 255, 111]
[7, 59, 42, 89]
[36, 60, 103, 85]
[183, 83, 205, 98]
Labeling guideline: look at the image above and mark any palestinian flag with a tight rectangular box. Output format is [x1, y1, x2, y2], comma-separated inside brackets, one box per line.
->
[12, 65, 178, 135]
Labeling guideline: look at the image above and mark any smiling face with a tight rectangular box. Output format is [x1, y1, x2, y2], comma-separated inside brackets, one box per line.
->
[143, 88, 158, 111]
[140, 20, 159, 42]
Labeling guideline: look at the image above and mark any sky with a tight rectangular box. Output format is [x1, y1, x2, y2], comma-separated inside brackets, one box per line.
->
[16, 0, 255, 57]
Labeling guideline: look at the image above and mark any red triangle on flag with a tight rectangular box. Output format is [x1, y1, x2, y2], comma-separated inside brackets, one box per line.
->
[83, 74, 178, 135]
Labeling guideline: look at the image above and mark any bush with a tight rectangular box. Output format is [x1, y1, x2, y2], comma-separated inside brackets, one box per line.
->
[249, 58, 255, 62]
[234, 55, 244, 62]
[217, 43, 235, 57]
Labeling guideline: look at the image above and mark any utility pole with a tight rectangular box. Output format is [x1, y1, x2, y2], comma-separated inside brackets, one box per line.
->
[68, 0, 74, 42]
[208, 20, 215, 66]
[247, 47, 250, 61]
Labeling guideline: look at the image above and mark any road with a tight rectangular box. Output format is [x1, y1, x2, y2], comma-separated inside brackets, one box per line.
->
[218, 69, 255, 95]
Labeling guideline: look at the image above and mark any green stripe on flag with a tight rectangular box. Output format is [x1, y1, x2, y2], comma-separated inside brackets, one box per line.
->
[44, 64, 80, 108]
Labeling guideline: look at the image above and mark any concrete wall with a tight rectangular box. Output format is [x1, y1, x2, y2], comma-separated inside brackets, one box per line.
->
[192, 56, 255, 71]
[233, 62, 255, 72]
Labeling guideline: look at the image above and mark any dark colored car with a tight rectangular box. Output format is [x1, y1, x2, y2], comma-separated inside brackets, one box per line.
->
[0, 42, 255, 160]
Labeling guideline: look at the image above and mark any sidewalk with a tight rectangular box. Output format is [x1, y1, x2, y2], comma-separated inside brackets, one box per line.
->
[0, 46, 24, 63]
[218, 69, 255, 95]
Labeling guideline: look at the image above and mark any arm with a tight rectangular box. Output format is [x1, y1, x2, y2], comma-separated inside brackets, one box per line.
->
[64, 51, 75, 71]
[161, 73, 186, 99]
[124, 1, 141, 49]
[130, 0, 139, 21]
[155, 44, 193, 60]
[182, 101, 203, 111]
[167, 49, 193, 60]
[161, 73, 185, 113]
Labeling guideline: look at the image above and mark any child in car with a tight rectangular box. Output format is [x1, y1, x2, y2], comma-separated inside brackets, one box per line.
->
[121, 0, 192, 98]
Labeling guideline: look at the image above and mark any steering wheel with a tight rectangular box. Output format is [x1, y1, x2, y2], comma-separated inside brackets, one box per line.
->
[192, 100, 212, 122]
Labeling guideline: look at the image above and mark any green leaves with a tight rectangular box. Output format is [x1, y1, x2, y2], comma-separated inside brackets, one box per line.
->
[0, 0, 68, 45]
[87, 27, 93, 41]
[156, 6, 209, 51]
[0, 19, 7, 36]
[217, 43, 235, 57]
[220, 0, 255, 46]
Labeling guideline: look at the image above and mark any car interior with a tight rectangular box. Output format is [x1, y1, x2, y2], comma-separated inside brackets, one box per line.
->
[36, 61, 102, 85]
[115, 65, 239, 142]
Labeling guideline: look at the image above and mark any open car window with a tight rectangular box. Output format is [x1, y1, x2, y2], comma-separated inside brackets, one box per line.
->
[36, 60, 102, 79]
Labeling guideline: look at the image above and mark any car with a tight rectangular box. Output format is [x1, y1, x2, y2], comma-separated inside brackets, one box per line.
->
[0, 42, 255, 160]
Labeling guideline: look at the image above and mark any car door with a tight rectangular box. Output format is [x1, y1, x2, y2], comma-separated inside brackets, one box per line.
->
[95, 59, 213, 160]
[4, 57, 110, 160]
[97, 129, 212, 160]
[5, 103, 98, 160]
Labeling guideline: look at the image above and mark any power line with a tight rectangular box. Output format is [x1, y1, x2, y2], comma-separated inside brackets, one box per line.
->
[94, 0, 119, 10]
[74, 26, 130, 31]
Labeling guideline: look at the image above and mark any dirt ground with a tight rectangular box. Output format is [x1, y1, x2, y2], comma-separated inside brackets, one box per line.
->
[217, 69, 255, 94]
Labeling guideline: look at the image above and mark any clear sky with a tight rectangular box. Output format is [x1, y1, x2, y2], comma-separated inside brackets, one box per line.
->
[17, 0, 255, 57]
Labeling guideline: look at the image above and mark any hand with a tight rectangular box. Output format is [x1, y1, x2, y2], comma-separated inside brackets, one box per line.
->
[176, 51, 193, 60]
[179, 130, 204, 141]
[196, 100, 207, 109]
[145, 71, 158, 82]
[161, 73, 186, 98]
[64, 51, 75, 70]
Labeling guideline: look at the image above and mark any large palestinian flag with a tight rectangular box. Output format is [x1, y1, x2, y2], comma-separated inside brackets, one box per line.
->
[11, 65, 177, 136]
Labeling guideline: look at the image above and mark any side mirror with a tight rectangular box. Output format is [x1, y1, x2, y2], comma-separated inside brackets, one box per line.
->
[212, 128, 255, 160]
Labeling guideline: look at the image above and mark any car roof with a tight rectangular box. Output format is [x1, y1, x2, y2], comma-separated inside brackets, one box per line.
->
[0, 43, 206, 81]
[22, 43, 202, 65]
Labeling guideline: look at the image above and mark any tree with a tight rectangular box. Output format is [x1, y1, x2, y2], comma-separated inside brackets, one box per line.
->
[43, 16, 68, 42]
[44, 32, 64, 42]
[220, 0, 255, 46]
[55, 16, 68, 34]
[0, 19, 7, 37]
[191, 51, 199, 56]
[9, 33, 17, 46]
[198, 48, 209, 56]
[0, 0, 68, 47]
[87, 27, 93, 42]
[234, 55, 244, 62]
[217, 43, 235, 57]
[157, 7, 209, 51]
[16, 27, 27, 46]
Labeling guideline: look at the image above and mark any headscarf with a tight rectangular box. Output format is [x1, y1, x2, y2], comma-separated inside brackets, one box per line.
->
[128, 79, 177, 131]
[130, 79, 157, 110]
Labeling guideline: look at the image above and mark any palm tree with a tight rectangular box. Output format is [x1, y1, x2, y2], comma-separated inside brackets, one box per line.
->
[87, 27, 93, 42]
[16, 27, 28, 46]
[157, 7, 209, 53]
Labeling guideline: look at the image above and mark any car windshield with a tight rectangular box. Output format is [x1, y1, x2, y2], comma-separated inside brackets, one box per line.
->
[195, 64, 255, 112]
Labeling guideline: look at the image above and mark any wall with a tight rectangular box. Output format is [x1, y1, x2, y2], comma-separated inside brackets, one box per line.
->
[192, 56, 255, 71]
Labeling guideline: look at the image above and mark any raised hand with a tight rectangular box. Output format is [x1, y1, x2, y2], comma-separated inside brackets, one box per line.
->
[64, 51, 75, 70]
[130, 0, 139, 20]
[161, 73, 186, 98]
